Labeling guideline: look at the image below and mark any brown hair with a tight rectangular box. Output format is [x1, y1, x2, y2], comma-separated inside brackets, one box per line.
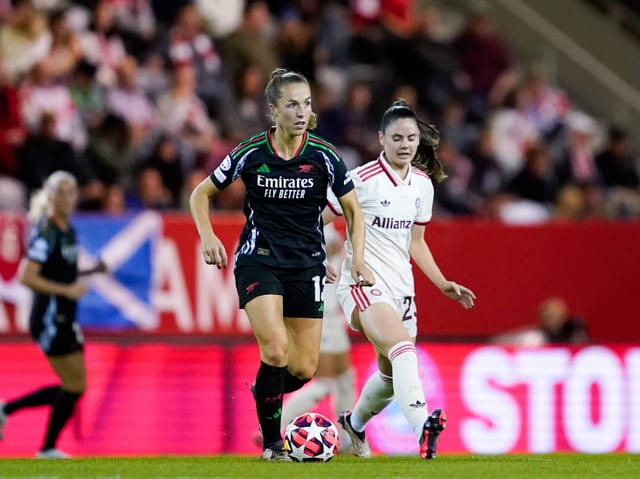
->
[380, 99, 446, 182]
[264, 68, 317, 129]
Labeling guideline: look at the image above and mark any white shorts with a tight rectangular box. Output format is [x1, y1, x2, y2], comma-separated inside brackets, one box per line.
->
[320, 282, 350, 354]
[336, 283, 418, 338]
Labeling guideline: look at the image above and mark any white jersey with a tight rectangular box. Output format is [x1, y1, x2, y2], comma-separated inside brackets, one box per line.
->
[328, 153, 434, 299]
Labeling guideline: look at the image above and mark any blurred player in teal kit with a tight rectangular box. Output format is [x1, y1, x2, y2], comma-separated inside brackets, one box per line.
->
[0, 171, 106, 458]
[190, 68, 374, 460]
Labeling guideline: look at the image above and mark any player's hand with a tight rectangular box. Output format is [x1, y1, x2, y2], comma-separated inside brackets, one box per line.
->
[441, 281, 476, 309]
[351, 263, 375, 286]
[93, 258, 108, 274]
[201, 234, 228, 269]
[66, 281, 89, 300]
[326, 264, 338, 284]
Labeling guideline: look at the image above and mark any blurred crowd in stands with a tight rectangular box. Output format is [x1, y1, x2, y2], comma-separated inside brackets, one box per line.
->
[0, 0, 638, 221]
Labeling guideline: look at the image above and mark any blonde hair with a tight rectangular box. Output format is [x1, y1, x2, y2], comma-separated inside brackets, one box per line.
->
[28, 171, 77, 222]
[264, 68, 317, 129]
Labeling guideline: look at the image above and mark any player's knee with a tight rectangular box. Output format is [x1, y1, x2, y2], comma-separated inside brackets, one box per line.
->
[288, 361, 317, 381]
[62, 380, 86, 395]
[260, 340, 289, 366]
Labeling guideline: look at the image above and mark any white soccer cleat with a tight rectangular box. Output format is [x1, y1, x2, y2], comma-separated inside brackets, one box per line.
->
[36, 448, 71, 459]
[338, 410, 371, 458]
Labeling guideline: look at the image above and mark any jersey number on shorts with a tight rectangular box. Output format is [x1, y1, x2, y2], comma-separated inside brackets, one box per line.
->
[312, 275, 323, 302]
[402, 296, 416, 322]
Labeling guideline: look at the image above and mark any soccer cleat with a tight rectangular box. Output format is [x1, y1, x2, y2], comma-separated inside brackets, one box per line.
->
[419, 408, 447, 460]
[338, 410, 371, 458]
[0, 402, 6, 441]
[261, 446, 292, 462]
[36, 448, 70, 459]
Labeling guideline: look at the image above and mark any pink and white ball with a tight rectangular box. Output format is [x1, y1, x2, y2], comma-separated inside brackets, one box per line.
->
[283, 412, 340, 462]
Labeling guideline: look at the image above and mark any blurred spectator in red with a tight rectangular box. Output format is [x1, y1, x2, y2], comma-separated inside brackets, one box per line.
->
[556, 111, 600, 187]
[79, 0, 126, 87]
[453, 11, 517, 120]
[105, 55, 157, 146]
[0, 0, 51, 84]
[0, 63, 26, 175]
[20, 59, 86, 150]
[45, 8, 83, 82]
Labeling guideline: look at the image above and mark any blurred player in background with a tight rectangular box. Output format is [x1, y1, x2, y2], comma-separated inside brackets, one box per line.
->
[189, 68, 374, 461]
[324, 100, 476, 460]
[0, 171, 106, 459]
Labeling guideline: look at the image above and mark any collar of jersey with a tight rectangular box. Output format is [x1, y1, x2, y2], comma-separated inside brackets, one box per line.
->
[378, 152, 411, 187]
[267, 128, 308, 160]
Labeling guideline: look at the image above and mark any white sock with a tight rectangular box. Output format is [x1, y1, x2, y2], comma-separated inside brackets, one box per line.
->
[281, 378, 332, 427]
[350, 371, 394, 432]
[388, 341, 429, 440]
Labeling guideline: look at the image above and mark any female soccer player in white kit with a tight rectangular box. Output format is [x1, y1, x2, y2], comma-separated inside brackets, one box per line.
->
[324, 100, 476, 460]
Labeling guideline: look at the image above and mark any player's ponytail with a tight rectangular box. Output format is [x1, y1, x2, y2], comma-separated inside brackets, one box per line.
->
[28, 170, 78, 222]
[380, 100, 447, 183]
[265, 68, 317, 130]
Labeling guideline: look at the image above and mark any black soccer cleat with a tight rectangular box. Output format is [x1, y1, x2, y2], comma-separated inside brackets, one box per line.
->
[419, 409, 446, 460]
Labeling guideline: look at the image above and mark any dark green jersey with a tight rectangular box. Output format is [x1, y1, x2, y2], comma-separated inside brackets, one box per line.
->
[26, 217, 79, 318]
[210, 129, 354, 269]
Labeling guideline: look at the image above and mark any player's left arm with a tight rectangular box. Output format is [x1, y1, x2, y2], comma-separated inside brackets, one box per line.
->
[409, 224, 476, 309]
[337, 190, 374, 286]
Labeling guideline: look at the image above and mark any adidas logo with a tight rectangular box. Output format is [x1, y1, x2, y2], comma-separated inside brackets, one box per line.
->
[380, 200, 390, 207]
[409, 400, 426, 409]
[257, 163, 271, 173]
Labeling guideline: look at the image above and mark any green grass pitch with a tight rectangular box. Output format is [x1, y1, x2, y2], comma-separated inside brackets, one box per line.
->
[0, 454, 637, 479]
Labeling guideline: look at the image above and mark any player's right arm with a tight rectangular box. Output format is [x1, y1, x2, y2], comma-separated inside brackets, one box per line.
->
[19, 259, 87, 300]
[189, 176, 228, 269]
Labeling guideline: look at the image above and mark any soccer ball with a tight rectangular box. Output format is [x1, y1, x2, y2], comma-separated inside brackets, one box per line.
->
[283, 412, 340, 462]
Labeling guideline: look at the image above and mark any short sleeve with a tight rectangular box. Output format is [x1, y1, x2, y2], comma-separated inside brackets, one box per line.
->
[26, 227, 51, 264]
[415, 178, 434, 225]
[329, 157, 354, 199]
[209, 153, 240, 190]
